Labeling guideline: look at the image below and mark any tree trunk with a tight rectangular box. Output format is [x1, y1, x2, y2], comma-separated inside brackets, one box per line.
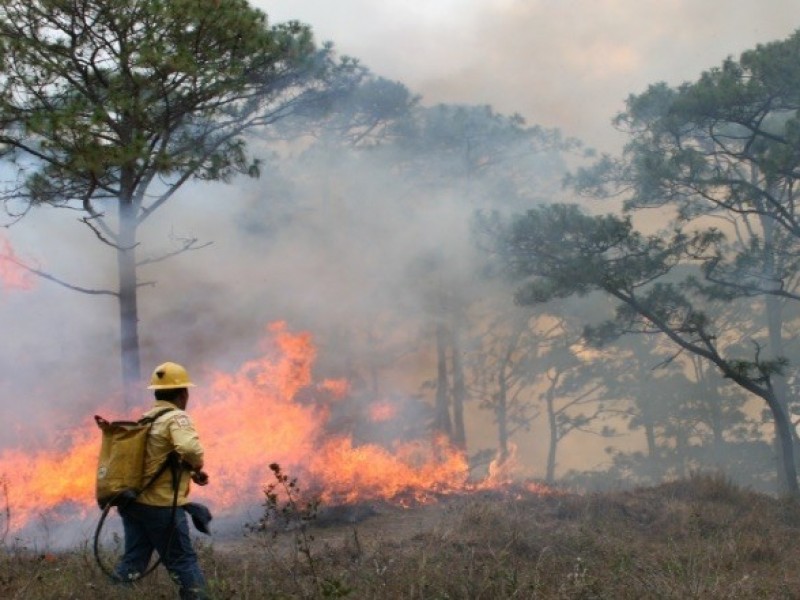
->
[434, 321, 452, 437]
[545, 388, 557, 484]
[675, 427, 688, 479]
[640, 403, 660, 481]
[117, 198, 141, 408]
[495, 327, 523, 463]
[694, 358, 725, 466]
[496, 369, 509, 463]
[764, 293, 795, 493]
[759, 208, 796, 493]
[748, 370, 800, 495]
[450, 320, 467, 449]
[767, 388, 799, 495]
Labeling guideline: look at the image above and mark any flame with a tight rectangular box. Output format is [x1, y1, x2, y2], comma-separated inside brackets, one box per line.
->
[320, 379, 349, 398]
[368, 400, 397, 422]
[0, 430, 98, 529]
[0, 321, 549, 535]
[189, 322, 471, 511]
[0, 234, 35, 291]
[478, 443, 521, 489]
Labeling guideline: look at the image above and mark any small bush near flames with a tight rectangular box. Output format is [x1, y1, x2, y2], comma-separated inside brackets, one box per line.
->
[4, 473, 800, 598]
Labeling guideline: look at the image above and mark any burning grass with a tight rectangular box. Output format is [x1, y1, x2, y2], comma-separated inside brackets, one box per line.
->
[0, 323, 481, 534]
[3, 473, 800, 598]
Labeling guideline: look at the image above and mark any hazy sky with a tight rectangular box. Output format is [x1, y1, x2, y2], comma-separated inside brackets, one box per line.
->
[262, 0, 800, 152]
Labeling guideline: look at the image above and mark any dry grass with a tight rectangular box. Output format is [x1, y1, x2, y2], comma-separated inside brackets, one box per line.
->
[3, 473, 800, 599]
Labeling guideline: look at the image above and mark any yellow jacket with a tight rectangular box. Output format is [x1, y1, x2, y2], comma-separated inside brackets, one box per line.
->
[136, 401, 205, 507]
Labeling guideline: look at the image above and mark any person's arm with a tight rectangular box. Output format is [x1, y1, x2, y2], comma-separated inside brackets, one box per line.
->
[168, 412, 205, 470]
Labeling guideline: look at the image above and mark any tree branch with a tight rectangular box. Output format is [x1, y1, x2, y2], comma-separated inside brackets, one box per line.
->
[136, 235, 213, 267]
[2, 255, 118, 297]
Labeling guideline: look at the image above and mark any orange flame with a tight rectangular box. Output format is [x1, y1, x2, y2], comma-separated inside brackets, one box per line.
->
[478, 443, 520, 489]
[0, 234, 34, 291]
[0, 322, 547, 535]
[368, 400, 397, 423]
[189, 322, 471, 511]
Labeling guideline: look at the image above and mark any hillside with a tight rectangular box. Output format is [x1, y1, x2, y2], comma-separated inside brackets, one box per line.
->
[3, 473, 800, 599]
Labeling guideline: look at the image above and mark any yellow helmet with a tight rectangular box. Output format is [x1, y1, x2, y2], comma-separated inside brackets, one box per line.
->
[147, 362, 196, 389]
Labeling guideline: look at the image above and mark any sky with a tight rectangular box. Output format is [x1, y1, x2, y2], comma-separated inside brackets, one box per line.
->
[262, 0, 800, 153]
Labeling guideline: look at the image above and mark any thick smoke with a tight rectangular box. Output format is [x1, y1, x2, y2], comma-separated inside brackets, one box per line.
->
[264, 0, 800, 152]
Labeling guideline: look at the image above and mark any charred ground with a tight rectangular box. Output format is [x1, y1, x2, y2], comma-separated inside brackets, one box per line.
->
[3, 473, 800, 599]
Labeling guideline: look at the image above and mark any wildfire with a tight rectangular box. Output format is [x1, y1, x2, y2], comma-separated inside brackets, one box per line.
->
[478, 443, 521, 489]
[0, 234, 34, 291]
[368, 400, 397, 422]
[189, 322, 471, 511]
[0, 321, 547, 537]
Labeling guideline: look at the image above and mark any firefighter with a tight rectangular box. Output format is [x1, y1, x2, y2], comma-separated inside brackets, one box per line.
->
[114, 361, 210, 599]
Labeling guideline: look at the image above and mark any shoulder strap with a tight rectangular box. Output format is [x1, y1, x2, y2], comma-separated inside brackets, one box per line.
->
[138, 406, 177, 425]
[141, 450, 180, 492]
[137, 407, 179, 493]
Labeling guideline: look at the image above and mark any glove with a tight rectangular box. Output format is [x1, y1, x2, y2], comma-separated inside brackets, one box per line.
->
[184, 502, 213, 535]
[191, 470, 209, 486]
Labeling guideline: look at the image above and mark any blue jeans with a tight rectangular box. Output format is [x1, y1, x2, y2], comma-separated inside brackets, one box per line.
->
[115, 502, 208, 599]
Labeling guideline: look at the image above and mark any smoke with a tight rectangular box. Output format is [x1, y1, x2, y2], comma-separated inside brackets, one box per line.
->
[263, 0, 800, 151]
